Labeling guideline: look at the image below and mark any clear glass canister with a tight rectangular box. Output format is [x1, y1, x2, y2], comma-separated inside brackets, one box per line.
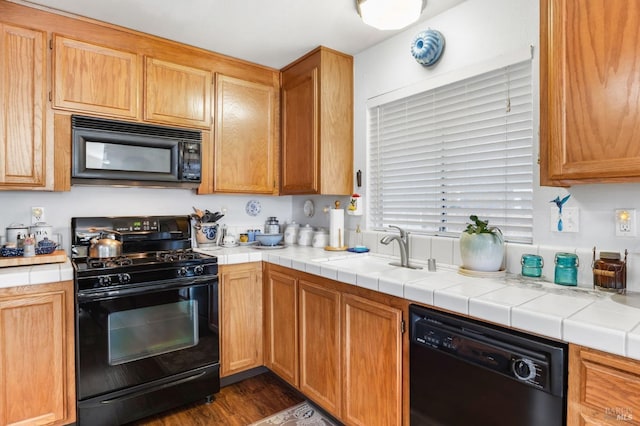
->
[554, 252, 579, 286]
[265, 216, 280, 234]
[521, 254, 543, 278]
[592, 248, 627, 292]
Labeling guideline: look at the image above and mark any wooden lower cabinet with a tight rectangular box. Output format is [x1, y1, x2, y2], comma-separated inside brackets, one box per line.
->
[342, 294, 403, 426]
[0, 281, 75, 426]
[264, 264, 406, 426]
[264, 268, 299, 386]
[568, 344, 640, 425]
[219, 262, 263, 377]
[299, 280, 341, 416]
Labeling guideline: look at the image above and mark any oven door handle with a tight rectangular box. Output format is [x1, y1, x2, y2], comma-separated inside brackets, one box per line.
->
[77, 276, 217, 302]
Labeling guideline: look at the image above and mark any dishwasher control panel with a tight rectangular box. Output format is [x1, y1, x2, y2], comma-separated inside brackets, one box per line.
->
[412, 314, 552, 392]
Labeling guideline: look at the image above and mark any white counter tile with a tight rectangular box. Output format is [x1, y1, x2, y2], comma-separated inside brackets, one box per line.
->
[512, 293, 594, 339]
[468, 286, 547, 326]
[356, 271, 381, 291]
[404, 278, 459, 306]
[627, 323, 640, 359]
[564, 300, 640, 356]
[434, 280, 506, 315]
[29, 263, 62, 284]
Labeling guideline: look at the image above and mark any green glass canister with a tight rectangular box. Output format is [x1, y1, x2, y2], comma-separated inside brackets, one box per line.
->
[554, 252, 579, 286]
[521, 254, 543, 278]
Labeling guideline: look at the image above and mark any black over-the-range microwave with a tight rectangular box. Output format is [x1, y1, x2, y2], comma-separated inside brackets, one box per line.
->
[71, 115, 202, 188]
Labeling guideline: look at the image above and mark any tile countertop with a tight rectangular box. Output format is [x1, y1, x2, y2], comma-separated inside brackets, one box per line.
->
[7, 247, 640, 362]
[198, 244, 640, 362]
[0, 258, 74, 288]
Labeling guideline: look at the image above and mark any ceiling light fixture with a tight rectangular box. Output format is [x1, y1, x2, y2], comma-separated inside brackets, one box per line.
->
[356, 0, 426, 31]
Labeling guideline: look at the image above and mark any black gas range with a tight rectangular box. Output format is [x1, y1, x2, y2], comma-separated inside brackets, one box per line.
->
[71, 215, 220, 426]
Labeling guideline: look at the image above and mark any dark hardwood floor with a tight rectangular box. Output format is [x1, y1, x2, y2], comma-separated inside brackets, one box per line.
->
[129, 373, 304, 426]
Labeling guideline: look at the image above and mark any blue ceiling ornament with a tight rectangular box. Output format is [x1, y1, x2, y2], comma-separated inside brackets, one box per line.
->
[410, 29, 445, 66]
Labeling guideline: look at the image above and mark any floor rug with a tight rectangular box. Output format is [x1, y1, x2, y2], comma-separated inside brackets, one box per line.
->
[249, 401, 338, 426]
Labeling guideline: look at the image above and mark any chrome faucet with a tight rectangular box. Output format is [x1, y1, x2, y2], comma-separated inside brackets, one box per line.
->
[380, 225, 422, 269]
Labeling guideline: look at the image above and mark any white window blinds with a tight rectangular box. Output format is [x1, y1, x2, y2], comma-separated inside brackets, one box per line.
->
[368, 60, 533, 243]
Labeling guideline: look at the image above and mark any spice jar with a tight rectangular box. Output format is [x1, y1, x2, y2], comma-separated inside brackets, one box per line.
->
[521, 254, 543, 278]
[592, 247, 627, 292]
[554, 252, 578, 286]
[23, 234, 36, 257]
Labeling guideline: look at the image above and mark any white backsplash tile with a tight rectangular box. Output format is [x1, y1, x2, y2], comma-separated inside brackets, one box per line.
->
[431, 237, 454, 265]
[505, 243, 537, 275]
[409, 234, 431, 262]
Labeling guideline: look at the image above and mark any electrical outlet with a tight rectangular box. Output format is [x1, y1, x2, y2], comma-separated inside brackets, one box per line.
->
[615, 209, 637, 237]
[31, 207, 45, 224]
[550, 206, 579, 232]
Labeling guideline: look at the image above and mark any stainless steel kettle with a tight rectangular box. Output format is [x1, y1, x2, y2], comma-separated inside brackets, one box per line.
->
[89, 231, 122, 258]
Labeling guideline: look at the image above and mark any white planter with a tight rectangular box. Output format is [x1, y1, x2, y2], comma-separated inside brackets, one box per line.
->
[459, 232, 505, 272]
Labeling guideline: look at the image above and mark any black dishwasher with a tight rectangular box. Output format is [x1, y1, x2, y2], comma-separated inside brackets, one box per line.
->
[409, 304, 567, 426]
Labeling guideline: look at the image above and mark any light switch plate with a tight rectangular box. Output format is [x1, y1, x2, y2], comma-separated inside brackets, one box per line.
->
[550, 206, 579, 233]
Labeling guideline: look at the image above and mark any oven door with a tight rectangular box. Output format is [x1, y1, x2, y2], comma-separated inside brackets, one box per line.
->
[76, 277, 219, 401]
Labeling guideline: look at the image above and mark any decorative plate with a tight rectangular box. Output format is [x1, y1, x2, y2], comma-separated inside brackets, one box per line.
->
[245, 199, 261, 216]
[410, 29, 445, 66]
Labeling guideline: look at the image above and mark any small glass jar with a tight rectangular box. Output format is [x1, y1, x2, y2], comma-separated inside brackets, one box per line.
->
[554, 252, 579, 286]
[239, 233, 249, 243]
[23, 234, 36, 257]
[592, 248, 627, 292]
[521, 254, 543, 278]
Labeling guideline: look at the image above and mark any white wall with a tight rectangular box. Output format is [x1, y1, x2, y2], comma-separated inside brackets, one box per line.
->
[353, 0, 640, 259]
[0, 187, 293, 251]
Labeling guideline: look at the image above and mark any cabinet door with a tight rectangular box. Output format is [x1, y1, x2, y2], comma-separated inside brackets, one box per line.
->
[541, 0, 640, 183]
[145, 57, 211, 128]
[0, 24, 46, 187]
[299, 279, 341, 417]
[264, 269, 298, 387]
[213, 74, 277, 194]
[342, 294, 402, 426]
[53, 35, 139, 119]
[0, 282, 75, 426]
[281, 66, 319, 194]
[219, 263, 263, 377]
[568, 344, 640, 425]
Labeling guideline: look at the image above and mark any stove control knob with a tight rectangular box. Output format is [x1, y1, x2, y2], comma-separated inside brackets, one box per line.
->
[98, 276, 112, 287]
[119, 273, 131, 284]
[194, 265, 204, 275]
[512, 358, 536, 382]
[177, 267, 188, 277]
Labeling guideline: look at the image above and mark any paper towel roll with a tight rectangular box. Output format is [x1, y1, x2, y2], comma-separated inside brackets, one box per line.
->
[329, 208, 344, 248]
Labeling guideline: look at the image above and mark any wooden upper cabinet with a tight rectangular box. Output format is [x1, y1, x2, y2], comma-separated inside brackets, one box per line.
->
[541, 0, 640, 185]
[144, 57, 212, 129]
[53, 35, 140, 119]
[0, 24, 46, 188]
[281, 47, 353, 195]
[213, 74, 278, 194]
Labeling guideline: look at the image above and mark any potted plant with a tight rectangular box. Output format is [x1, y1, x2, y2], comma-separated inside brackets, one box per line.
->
[459, 215, 505, 272]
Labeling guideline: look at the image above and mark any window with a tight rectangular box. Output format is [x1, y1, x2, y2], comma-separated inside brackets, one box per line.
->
[368, 59, 533, 243]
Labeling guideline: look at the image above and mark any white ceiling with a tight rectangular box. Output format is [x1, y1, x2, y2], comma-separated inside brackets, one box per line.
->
[19, 0, 464, 69]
